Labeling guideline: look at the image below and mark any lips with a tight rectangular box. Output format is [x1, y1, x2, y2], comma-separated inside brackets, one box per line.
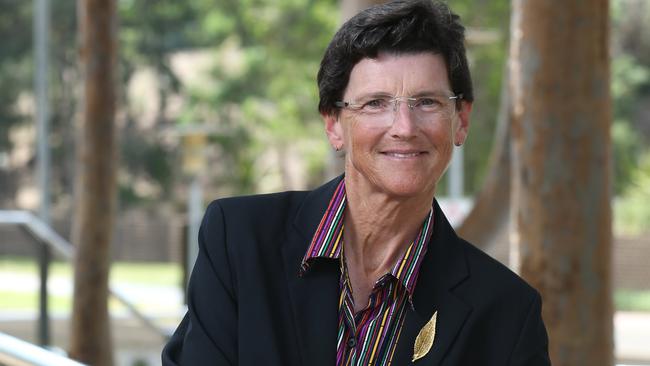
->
[380, 150, 428, 158]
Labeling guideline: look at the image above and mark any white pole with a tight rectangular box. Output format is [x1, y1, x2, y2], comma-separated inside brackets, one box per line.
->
[448, 145, 464, 199]
[35, 0, 50, 222]
[34, 0, 51, 347]
[186, 176, 203, 287]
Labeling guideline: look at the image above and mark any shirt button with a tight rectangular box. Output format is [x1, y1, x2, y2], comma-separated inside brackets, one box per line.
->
[347, 337, 357, 348]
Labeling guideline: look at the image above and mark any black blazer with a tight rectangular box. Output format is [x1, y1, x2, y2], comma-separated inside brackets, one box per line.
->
[162, 176, 550, 365]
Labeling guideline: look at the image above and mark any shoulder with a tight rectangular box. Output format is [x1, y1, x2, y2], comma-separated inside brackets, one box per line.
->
[456, 238, 540, 307]
[200, 190, 307, 232]
[202, 175, 343, 235]
[196, 191, 308, 261]
[211, 190, 307, 220]
[455, 239, 550, 363]
[196, 191, 312, 287]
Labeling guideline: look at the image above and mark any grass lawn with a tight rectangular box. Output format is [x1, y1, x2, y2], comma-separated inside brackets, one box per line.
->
[0, 291, 72, 312]
[615, 289, 650, 312]
[0, 257, 182, 313]
[1, 257, 649, 313]
[0, 257, 182, 286]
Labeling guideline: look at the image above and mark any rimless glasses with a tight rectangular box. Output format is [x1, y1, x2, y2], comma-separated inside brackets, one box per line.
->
[335, 93, 463, 125]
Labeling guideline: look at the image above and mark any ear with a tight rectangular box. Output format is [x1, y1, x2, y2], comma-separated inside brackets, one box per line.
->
[453, 101, 472, 145]
[322, 112, 344, 149]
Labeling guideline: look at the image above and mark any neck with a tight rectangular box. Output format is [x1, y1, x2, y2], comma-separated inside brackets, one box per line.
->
[342, 174, 434, 278]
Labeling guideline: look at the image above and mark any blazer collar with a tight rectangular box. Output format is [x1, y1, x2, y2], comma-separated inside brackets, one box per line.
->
[392, 200, 472, 365]
[281, 176, 471, 366]
[281, 175, 343, 366]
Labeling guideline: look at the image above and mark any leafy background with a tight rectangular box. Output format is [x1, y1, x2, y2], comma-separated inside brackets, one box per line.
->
[0, 0, 648, 234]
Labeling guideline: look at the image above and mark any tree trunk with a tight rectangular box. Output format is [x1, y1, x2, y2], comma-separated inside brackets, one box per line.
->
[509, 1, 613, 365]
[69, 0, 117, 365]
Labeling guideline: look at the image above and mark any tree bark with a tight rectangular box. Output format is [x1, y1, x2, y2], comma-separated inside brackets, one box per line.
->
[69, 0, 117, 365]
[509, 1, 613, 365]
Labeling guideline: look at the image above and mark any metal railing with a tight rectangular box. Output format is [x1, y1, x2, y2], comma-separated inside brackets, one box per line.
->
[0, 332, 86, 366]
[0, 210, 172, 345]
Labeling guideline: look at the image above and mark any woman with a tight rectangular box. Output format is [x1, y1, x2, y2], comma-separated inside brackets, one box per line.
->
[163, 1, 550, 365]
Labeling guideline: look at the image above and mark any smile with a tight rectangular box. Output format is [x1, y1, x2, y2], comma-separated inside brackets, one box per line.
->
[381, 151, 427, 158]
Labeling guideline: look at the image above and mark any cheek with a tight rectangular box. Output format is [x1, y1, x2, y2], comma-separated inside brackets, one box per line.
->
[345, 120, 382, 152]
[426, 122, 454, 148]
[347, 129, 374, 166]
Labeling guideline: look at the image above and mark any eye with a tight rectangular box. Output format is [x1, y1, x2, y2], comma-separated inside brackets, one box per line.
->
[416, 97, 443, 108]
[361, 98, 389, 111]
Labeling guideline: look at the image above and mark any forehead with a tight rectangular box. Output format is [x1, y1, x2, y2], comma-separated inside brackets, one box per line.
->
[344, 52, 451, 97]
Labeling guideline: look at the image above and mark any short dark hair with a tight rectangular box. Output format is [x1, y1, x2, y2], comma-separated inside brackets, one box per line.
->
[317, 0, 473, 116]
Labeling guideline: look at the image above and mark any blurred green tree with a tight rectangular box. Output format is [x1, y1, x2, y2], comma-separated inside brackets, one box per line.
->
[0, 3, 31, 205]
[0, 2, 32, 152]
[175, 0, 338, 193]
[1, 0, 648, 221]
[611, 0, 650, 195]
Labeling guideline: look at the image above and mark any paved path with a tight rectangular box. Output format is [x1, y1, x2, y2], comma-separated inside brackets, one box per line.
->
[615, 311, 650, 364]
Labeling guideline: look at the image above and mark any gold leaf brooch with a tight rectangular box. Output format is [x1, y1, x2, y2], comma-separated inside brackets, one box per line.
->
[412, 310, 437, 362]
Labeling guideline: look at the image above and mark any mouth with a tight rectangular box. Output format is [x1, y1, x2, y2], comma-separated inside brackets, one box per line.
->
[380, 150, 428, 158]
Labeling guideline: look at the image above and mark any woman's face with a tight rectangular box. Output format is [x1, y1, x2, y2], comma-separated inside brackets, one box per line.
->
[324, 52, 472, 199]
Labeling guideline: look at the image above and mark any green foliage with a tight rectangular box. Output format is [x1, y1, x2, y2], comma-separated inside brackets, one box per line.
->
[0, 2, 33, 151]
[612, 120, 642, 196]
[611, 0, 650, 198]
[119, 126, 174, 207]
[3, 0, 649, 216]
[119, 1, 208, 60]
[615, 150, 650, 235]
[610, 55, 647, 195]
[180, 0, 512, 195]
[612, 55, 650, 114]
[451, 0, 510, 195]
[113, 0, 340, 196]
[177, 0, 338, 193]
[0, 2, 79, 205]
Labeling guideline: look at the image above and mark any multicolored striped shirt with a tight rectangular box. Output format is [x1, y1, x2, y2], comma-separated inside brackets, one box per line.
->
[301, 179, 434, 366]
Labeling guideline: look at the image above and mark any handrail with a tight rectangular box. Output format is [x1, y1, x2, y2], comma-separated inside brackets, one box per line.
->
[0, 210, 172, 340]
[0, 332, 87, 366]
[0, 211, 74, 258]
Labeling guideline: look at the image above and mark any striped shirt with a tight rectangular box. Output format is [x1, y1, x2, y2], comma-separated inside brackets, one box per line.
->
[301, 179, 434, 366]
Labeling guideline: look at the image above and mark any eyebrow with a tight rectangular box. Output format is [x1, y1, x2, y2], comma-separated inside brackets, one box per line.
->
[411, 90, 454, 97]
[349, 90, 454, 101]
[349, 92, 393, 101]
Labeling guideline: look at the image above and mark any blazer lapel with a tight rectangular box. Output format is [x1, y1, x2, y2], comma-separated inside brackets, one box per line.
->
[392, 200, 472, 365]
[281, 176, 343, 366]
[281, 183, 472, 366]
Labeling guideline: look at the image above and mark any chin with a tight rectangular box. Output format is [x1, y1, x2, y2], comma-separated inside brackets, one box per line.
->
[375, 176, 436, 199]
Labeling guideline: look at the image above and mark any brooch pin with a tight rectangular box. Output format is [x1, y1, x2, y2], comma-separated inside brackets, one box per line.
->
[412, 311, 437, 362]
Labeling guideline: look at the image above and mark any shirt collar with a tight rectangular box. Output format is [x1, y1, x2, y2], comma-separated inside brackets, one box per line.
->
[300, 179, 346, 274]
[300, 179, 434, 297]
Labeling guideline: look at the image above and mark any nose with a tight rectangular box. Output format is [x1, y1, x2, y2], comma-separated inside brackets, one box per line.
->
[389, 99, 417, 138]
